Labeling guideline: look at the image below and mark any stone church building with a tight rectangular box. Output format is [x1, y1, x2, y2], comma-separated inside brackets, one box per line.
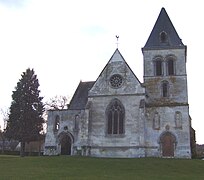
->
[44, 8, 194, 158]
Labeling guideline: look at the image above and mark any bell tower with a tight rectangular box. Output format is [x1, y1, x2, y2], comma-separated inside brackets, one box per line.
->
[142, 8, 191, 158]
[142, 8, 188, 106]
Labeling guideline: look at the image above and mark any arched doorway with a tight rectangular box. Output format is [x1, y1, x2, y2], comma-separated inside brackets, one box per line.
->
[160, 132, 176, 157]
[59, 132, 73, 155]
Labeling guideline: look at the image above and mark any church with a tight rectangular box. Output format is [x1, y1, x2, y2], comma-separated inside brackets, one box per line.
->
[44, 8, 194, 158]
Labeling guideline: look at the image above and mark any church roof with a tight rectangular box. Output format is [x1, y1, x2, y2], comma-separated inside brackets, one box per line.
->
[89, 48, 144, 96]
[95, 48, 126, 80]
[144, 8, 185, 49]
[97, 48, 143, 85]
[109, 48, 125, 62]
[69, 81, 95, 110]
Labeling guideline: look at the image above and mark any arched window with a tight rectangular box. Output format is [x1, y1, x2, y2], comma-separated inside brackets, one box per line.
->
[74, 115, 79, 132]
[160, 31, 168, 43]
[106, 99, 125, 135]
[162, 81, 169, 98]
[175, 111, 182, 128]
[54, 115, 60, 132]
[167, 57, 175, 75]
[155, 59, 163, 76]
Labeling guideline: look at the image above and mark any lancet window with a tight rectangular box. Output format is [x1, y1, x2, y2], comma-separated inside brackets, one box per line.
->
[106, 99, 125, 135]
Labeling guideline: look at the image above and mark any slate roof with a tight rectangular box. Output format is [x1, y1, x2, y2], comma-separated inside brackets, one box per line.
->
[144, 8, 185, 49]
[68, 81, 95, 110]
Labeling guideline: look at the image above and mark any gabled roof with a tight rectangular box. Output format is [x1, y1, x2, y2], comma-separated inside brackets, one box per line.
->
[95, 48, 126, 80]
[96, 48, 143, 85]
[89, 48, 145, 96]
[109, 48, 125, 63]
[69, 81, 95, 110]
[144, 8, 185, 49]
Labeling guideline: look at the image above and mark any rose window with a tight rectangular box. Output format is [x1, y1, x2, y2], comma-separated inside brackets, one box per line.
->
[110, 74, 123, 88]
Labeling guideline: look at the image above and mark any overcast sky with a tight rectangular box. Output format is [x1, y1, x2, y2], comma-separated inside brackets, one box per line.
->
[0, 0, 203, 144]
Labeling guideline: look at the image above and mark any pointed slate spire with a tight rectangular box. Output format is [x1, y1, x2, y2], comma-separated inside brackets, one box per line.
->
[144, 8, 184, 49]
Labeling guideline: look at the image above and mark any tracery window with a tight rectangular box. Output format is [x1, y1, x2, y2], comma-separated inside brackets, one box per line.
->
[106, 99, 125, 135]
[110, 74, 123, 88]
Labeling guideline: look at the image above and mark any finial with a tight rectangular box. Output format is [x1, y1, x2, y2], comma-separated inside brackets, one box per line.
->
[116, 35, 119, 48]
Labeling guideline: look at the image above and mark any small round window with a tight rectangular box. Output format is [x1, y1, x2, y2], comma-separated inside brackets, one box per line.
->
[110, 74, 123, 88]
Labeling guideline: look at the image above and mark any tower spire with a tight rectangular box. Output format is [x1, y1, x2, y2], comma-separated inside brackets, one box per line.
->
[144, 8, 184, 49]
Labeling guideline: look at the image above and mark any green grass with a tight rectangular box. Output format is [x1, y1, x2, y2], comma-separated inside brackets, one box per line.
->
[0, 155, 204, 180]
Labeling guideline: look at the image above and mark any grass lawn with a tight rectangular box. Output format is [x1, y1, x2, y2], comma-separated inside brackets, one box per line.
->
[0, 155, 204, 180]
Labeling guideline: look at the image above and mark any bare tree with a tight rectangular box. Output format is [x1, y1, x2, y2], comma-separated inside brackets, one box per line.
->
[42, 95, 70, 134]
[0, 107, 9, 153]
[0, 107, 9, 131]
[44, 95, 70, 110]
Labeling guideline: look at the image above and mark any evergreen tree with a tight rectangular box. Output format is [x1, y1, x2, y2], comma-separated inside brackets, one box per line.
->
[6, 68, 44, 156]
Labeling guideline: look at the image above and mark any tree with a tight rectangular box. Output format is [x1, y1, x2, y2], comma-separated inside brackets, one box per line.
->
[45, 95, 69, 110]
[0, 128, 4, 153]
[0, 107, 9, 131]
[0, 107, 9, 153]
[5, 68, 44, 156]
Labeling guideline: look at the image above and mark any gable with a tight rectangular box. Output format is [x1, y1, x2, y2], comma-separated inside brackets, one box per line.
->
[89, 49, 145, 96]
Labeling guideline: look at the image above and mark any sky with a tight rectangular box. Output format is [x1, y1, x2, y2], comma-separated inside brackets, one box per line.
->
[0, 0, 203, 144]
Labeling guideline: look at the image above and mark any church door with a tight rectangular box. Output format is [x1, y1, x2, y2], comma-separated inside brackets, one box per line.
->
[60, 135, 72, 155]
[161, 132, 175, 157]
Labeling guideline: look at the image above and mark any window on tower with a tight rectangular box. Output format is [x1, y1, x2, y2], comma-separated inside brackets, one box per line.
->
[160, 31, 168, 43]
[154, 59, 163, 76]
[162, 81, 169, 98]
[167, 57, 175, 75]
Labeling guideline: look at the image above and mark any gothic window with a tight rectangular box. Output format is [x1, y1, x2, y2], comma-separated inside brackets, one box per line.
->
[167, 57, 175, 75]
[160, 31, 168, 43]
[162, 81, 169, 98]
[153, 112, 160, 130]
[106, 99, 125, 135]
[154, 58, 163, 76]
[110, 74, 123, 88]
[54, 115, 60, 132]
[175, 111, 182, 128]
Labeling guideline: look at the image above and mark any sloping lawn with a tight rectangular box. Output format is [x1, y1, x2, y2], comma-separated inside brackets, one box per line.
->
[0, 155, 204, 180]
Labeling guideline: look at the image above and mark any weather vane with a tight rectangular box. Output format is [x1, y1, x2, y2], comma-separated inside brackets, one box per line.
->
[116, 35, 119, 48]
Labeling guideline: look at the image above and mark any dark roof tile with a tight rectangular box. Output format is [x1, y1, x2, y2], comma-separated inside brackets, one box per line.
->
[69, 81, 95, 110]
